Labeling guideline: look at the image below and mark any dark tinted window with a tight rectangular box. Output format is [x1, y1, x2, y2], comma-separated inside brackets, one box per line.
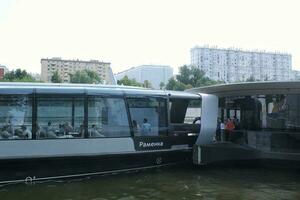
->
[170, 98, 201, 124]
[169, 98, 201, 136]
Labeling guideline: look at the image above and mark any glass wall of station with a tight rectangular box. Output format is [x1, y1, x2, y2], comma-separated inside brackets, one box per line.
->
[0, 93, 202, 140]
[219, 94, 300, 153]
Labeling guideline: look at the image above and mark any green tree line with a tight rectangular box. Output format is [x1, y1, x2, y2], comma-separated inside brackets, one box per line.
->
[117, 65, 223, 90]
[0, 69, 37, 82]
[51, 70, 102, 84]
[165, 65, 223, 90]
[117, 76, 153, 88]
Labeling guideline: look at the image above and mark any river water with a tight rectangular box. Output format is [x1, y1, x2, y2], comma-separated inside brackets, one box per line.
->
[1, 165, 300, 200]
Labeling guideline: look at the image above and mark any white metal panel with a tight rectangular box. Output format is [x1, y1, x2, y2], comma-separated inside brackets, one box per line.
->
[196, 93, 218, 145]
[0, 138, 135, 159]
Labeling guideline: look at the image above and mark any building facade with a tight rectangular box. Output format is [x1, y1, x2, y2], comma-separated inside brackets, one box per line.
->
[0, 65, 8, 79]
[191, 46, 292, 83]
[41, 58, 114, 84]
[115, 65, 173, 89]
[290, 70, 300, 81]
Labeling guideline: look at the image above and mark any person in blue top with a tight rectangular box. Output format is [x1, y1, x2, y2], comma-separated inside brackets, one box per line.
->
[141, 118, 151, 135]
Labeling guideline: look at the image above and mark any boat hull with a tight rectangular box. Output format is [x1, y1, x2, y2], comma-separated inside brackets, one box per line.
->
[0, 149, 192, 184]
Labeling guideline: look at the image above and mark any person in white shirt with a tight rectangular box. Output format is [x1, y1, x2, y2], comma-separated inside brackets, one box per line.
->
[141, 118, 151, 135]
[90, 124, 105, 137]
[220, 120, 225, 141]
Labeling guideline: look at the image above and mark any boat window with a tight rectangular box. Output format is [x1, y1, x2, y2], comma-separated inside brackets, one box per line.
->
[36, 97, 84, 139]
[88, 97, 130, 138]
[185, 99, 202, 124]
[127, 97, 167, 136]
[169, 98, 201, 136]
[0, 95, 32, 140]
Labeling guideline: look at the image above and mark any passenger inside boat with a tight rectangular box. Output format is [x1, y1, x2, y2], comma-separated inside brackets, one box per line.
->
[20, 125, 32, 139]
[62, 122, 73, 134]
[46, 122, 55, 133]
[89, 124, 105, 137]
[0, 125, 13, 139]
[141, 118, 151, 135]
[132, 120, 140, 135]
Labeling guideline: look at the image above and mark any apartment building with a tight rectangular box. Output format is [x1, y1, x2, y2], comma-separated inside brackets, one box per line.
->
[41, 58, 114, 84]
[191, 46, 292, 82]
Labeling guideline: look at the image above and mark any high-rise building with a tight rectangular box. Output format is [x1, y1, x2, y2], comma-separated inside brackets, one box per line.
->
[41, 58, 114, 84]
[191, 46, 292, 83]
[0, 65, 8, 79]
[290, 70, 300, 81]
[115, 65, 173, 89]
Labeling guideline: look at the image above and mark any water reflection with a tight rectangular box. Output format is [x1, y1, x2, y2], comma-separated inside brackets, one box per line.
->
[1, 166, 300, 200]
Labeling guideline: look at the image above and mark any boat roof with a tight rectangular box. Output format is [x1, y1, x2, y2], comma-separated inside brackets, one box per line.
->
[187, 81, 300, 97]
[0, 82, 200, 98]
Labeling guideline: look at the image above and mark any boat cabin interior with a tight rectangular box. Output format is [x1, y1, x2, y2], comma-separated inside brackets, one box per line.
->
[0, 84, 202, 146]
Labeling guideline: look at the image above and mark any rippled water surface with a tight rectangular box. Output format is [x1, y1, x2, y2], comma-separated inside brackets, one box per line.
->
[1, 165, 300, 200]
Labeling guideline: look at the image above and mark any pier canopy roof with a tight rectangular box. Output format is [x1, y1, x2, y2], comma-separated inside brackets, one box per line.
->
[187, 81, 300, 97]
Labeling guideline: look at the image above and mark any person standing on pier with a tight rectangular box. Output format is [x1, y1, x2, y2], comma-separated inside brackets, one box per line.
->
[216, 118, 222, 141]
[225, 118, 235, 141]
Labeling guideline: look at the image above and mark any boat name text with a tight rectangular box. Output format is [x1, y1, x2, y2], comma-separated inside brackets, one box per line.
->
[139, 141, 164, 148]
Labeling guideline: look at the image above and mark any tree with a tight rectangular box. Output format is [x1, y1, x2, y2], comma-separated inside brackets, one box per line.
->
[159, 82, 165, 90]
[51, 70, 62, 83]
[70, 70, 102, 84]
[165, 77, 189, 91]
[165, 65, 222, 91]
[1, 69, 37, 82]
[246, 76, 256, 82]
[86, 70, 101, 82]
[143, 80, 152, 88]
[177, 65, 222, 87]
[117, 76, 143, 87]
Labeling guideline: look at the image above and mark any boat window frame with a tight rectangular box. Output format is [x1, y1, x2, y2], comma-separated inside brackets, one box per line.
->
[0, 92, 34, 141]
[168, 96, 202, 136]
[0, 88, 201, 141]
[86, 94, 132, 138]
[35, 93, 86, 140]
[168, 96, 202, 124]
[125, 95, 169, 137]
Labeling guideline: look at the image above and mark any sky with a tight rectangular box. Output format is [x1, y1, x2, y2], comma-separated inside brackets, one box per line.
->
[0, 0, 300, 74]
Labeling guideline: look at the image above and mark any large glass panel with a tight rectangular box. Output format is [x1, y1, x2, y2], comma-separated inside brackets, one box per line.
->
[37, 97, 84, 139]
[184, 99, 202, 124]
[127, 97, 167, 136]
[88, 97, 130, 137]
[169, 98, 201, 136]
[219, 95, 300, 153]
[0, 95, 32, 140]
